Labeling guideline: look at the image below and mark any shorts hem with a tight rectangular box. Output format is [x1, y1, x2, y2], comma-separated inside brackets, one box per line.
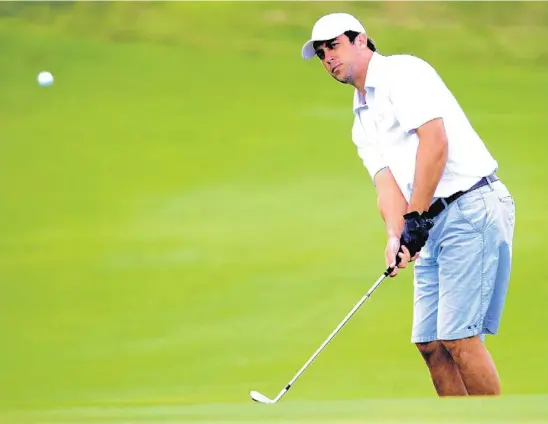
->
[411, 334, 439, 343]
[412, 327, 498, 343]
[438, 327, 489, 341]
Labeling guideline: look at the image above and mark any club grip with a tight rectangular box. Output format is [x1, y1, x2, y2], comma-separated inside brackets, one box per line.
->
[384, 249, 403, 276]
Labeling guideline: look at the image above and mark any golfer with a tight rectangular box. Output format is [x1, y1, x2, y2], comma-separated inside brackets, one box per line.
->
[301, 12, 516, 396]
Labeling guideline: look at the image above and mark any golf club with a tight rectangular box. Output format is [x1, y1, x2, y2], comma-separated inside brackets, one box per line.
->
[250, 264, 396, 404]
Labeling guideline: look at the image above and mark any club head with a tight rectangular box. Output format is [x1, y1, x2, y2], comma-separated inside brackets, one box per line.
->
[250, 390, 275, 404]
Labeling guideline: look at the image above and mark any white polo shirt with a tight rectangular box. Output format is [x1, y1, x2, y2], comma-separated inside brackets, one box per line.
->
[351, 52, 498, 203]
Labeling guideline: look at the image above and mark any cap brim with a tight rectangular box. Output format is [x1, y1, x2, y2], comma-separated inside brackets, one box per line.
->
[301, 40, 316, 60]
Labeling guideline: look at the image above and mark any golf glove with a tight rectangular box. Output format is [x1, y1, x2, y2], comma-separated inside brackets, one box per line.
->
[399, 211, 435, 257]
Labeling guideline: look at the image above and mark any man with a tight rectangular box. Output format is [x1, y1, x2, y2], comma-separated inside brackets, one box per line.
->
[301, 13, 516, 396]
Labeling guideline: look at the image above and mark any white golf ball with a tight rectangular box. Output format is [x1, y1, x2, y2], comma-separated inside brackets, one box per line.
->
[37, 71, 54, 87]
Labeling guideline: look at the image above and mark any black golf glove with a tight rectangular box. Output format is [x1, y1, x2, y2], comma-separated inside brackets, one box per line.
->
[399, 211, 435, 258]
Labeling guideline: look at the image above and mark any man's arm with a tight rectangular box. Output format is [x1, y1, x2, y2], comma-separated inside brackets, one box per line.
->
[407, 118, 449, 214]
[374, 168, 412, 274]
[374, 167, 408, 240]
[388, 58, 450, 213]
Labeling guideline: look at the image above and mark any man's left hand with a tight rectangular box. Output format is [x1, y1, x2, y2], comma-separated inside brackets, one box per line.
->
[400, 211, 435, 257]
[387, 212, 434, 277]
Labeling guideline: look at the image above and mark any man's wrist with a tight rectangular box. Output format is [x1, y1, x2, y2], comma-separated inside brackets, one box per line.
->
[387, 223, 403, 239]
[406, 204, 428, 214]
[403, 211, 421, 220]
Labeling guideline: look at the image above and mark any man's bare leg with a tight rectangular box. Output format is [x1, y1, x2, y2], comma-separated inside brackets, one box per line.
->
[441, 335, 501, 395]
[416, 341, 468, 396]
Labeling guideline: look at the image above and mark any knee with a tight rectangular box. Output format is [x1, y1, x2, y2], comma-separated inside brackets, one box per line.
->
[441, 339, 458, 353]
[416, 341, 443, 362]
[441, 336, 479, 361]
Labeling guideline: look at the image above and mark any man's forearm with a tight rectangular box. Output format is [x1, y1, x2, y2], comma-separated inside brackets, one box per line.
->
[377, 181, 408, 239]
[375, 168, 409, 238]
[407, 119, 448, 213]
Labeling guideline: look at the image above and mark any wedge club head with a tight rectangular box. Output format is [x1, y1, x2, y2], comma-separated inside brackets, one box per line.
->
[250, 390, 276, 404]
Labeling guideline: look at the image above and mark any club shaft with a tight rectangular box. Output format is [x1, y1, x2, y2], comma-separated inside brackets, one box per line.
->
[279, 268, 392, 397]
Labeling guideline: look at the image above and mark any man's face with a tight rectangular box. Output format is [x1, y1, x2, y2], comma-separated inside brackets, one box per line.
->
[314, 34, 360, 84]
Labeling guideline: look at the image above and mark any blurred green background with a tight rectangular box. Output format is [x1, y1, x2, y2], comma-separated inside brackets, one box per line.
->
[1, 2, 547, 423]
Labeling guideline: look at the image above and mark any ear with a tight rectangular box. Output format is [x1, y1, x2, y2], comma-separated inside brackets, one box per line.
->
[357, 33, 368, 49]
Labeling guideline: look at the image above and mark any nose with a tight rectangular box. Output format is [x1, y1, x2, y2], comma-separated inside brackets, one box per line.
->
[324, 50, 336, 64]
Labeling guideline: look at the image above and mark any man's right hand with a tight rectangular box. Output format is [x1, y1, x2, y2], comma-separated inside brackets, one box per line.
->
[385, 236, 414, 277]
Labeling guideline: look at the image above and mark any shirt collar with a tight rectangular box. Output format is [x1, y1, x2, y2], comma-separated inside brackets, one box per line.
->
[353, 52, 386, 112]
[364, 51, 385, 88]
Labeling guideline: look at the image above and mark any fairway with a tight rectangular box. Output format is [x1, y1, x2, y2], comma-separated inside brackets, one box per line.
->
[1, 2, 548, 423]
[4, 395, 548, 423]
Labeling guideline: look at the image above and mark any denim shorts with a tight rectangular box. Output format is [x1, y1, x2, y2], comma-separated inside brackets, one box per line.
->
[411, 179, 516, 343]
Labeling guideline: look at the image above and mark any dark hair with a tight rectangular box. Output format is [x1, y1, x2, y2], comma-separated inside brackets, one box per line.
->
[345, 30, 376, 52]
[313, 30, 377, 52]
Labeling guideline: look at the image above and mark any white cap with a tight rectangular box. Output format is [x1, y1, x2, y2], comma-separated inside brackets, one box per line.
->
[301, 13, 366, 60]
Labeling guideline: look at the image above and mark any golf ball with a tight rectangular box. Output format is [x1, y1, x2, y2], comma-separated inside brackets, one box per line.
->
[37, 71, 54, 87]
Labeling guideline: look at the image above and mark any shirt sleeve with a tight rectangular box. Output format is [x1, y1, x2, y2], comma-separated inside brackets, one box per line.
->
[352, 118, 387, 180]
[389, 56, 447, 133]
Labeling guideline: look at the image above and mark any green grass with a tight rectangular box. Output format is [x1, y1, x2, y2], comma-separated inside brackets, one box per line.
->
[1, 2, 547, 423]
[4, 396, 548, 424]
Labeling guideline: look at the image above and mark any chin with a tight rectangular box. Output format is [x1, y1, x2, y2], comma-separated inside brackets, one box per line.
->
[333, 74, 350, 84]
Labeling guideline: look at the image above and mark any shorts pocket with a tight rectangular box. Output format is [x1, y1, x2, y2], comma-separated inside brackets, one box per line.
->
[455, 192, 487, 233]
